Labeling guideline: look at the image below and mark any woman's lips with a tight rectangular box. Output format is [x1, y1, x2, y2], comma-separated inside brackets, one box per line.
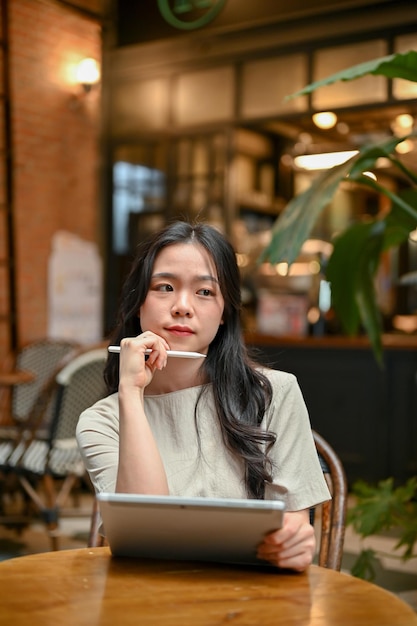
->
[166, 326, 194, 337]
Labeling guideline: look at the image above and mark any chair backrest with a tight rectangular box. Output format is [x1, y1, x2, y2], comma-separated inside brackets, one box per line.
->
[312, 430, 347, 571]
[49, 347, 108, 442]
[12, 339, 78, 424]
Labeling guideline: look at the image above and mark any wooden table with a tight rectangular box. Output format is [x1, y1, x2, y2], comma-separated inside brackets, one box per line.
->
[0, 547, 416, 625]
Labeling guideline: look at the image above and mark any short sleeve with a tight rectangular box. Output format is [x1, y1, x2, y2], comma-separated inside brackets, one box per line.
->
[76, 393, 120, 494]
[262, 369, 331, 510]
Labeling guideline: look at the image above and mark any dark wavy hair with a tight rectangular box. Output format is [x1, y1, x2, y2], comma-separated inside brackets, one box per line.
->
[105, 221, 275, 499]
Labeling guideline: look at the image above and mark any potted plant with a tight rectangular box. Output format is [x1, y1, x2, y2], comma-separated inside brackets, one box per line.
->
[260, 50, 417, 580]
[348, 476, 417, 581]
[260, 50, 417, 364]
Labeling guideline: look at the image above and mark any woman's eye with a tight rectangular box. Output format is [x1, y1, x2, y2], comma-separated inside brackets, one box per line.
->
[198, 288, 213, 297]
[155, 284, 173, 292]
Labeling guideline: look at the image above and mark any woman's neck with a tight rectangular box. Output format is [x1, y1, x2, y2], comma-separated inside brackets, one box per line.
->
[144, 360, 207, 395]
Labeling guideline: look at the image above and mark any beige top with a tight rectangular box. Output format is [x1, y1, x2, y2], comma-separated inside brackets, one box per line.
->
[76, 368, 330, 511]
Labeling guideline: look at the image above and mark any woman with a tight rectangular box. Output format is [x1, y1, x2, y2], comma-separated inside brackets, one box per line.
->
[77, 220, 330, 571]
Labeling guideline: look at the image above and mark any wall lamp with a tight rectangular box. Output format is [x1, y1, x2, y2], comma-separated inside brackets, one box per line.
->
[75, 57, 100, 94]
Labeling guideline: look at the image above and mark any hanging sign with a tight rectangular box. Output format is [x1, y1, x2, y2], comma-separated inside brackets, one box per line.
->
[116, 0, 383, 47]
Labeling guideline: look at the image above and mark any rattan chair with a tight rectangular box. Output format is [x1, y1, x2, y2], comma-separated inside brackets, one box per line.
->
[3, 346, 108, 549]
[87, 431, 348, 569]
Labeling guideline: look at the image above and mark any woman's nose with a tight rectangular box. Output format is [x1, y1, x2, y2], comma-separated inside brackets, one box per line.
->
[172, 293, 193, 317]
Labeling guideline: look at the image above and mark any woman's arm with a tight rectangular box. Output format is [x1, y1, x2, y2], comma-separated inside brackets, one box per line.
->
[115, 334, 170, 494]
[256, 510, 316, 571]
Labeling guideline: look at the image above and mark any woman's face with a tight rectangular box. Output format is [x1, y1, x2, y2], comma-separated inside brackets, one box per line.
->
[139, 242, 225, 355]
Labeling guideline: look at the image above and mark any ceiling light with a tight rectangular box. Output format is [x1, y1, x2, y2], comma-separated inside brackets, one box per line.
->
[294, 150, 358, 171]
[276, 263, 289, 276]
[395, 139, 414, 154]
[301, 239, 334, 257]
[376, 157, 391, 168]
[298, 132, 313, 144]
[312, 112, 338, 130]
[394, 113, 414, 130]
[391, 113, 414, 137]
[336, 122, 350, 135]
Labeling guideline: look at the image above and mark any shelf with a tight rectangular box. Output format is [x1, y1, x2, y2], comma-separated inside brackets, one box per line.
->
[245, 332, 417, 351]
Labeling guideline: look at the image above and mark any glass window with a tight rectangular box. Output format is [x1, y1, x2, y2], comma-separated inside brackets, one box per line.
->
[241, 55, 308, 118]
[393, 34, 417, 99]
[313, 40, 387, 108]
[112, 162, 165, 254]
[173, 66, 234, 125]
[111, 78, 170, 135]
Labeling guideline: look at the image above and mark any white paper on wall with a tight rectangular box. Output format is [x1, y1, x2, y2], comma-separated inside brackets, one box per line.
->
[47, 231, 103, 345]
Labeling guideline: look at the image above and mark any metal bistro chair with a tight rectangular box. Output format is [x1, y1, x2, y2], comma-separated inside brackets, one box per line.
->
[4, 346, 108, 550]
[88, 431, 348, 570]
[0, 338, 78, 442]
[0, 340, 79, 522]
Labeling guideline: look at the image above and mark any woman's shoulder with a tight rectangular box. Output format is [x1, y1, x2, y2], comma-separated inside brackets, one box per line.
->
[76, 392, 119, 441]
[259, 366, 297, 388]
[258, 367, 305, 408]
[258, 368, 308, 429]
[79, 391, 119, 421]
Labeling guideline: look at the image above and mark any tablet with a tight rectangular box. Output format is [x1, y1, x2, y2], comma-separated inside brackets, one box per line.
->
[97, 492, 285, 566]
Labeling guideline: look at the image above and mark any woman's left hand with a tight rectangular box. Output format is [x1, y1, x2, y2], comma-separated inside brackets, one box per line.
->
[256, 510, 316, 572]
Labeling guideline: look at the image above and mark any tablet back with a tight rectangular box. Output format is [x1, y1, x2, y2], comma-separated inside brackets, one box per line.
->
[97, 492, 285, 566]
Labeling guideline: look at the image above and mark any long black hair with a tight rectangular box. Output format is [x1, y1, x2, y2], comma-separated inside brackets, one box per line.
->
[105, 221, 275, 498]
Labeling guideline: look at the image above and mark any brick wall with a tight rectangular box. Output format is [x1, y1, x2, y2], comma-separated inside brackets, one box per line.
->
[2, 0, 102, 356]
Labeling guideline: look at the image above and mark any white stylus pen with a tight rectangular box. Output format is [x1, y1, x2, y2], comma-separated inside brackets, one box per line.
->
[108, 346, 206, 359]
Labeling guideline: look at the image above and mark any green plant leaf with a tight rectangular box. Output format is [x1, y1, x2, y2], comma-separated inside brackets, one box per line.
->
[325, 226, 362, 335]
[352, 174, 417, 224]
[259, 134, 417, 363]
[351, 549, 379, 581]
[395, 521, 417, 560]
[373, 144, 417, 187]
[383, 189, 417, 249]
[258, 157, 354, 265]
[286, 50, 417, 99]
[348, 477, 417, 536]
[348, 477, 417, 562]
[348, 478, 399, 536]
[354, 229, 385, 365]
[259, 135, 411, 267]
[348, 135, 417, 178]
[326, 221, 385, 361]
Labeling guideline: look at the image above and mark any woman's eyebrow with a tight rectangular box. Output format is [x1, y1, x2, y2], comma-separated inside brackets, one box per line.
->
[151, 272, 219, 285]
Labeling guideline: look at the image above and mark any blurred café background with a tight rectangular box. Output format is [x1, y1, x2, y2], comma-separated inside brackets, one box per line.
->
[1, 0, 416, 487]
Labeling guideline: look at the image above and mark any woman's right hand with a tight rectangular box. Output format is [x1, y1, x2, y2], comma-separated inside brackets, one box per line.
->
[118, 333, 170, 391]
